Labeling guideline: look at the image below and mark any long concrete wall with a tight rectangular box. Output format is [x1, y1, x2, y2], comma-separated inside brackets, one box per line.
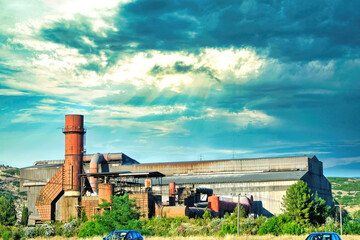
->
[101, 156, 310, 176]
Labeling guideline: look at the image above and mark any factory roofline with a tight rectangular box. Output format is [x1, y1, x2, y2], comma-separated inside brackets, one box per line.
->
[24, 154, 316, 168]
[139, 155, 315, 166]
[157, 170, 308, 185]
[81, 171, 165, 178]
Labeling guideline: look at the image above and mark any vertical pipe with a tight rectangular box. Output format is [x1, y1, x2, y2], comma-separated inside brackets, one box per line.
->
[208, 194, 220, 214]
[63, 115, 85, 196]
[169, 182, 176, 206]
[98, 183, 113, 203]
[169, 182, 176, 197]
[213, 195, 220, 213]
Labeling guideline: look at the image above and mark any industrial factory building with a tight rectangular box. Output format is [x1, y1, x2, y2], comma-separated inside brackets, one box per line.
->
[20, 115, 333, 225]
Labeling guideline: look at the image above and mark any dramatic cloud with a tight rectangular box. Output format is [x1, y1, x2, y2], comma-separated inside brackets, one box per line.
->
[0, 0, 359, 177]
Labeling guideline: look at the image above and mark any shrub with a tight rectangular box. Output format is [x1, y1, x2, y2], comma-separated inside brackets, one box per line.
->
[217, 213, 237, 236]
[343, 219, 360, 235]
[2, 229, 12, 240]
[258, 214, 291, 236]
[353, 210, 360, 220]
[324, 217, 338, 233]
[281, 221, 305, 235]
[63, 219, 78, 237]
[42, 223, 55, 237]
[0, 225, 8, 237]
[12, 227, 23, 240]
[78, 194, 142, 238]
[24, 227, 36, 238]
[78, 220, 108, 238]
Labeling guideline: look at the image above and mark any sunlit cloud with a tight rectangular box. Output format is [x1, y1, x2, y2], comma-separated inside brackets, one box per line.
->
[0, 89, 29, 96]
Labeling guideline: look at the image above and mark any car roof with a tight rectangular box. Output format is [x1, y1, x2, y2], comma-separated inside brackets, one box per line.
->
[310, 232, 338, 234]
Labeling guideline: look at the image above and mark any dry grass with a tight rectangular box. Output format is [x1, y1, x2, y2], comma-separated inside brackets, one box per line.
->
[145, 235, 359, 240]
[29, 235, 360, 240]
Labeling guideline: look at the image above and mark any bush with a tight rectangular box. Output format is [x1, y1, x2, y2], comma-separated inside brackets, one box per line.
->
[42, 223, 55, 237]
[0, 225, 8, 237]
[2, 229, 12, 240]
[258, 214, 291, 236]
[78, 220, 109, 238]
[12, 227, 23, 240]
[353, 210, 360, 220]
[281, 221, 305, 235]
[63, 219, 78, 237]
[24, 227, 36, 238]
[78, 194, 141, 238]
[217, 213, 237, 236]
[343, 219, 360, 235]
[324, 217, 338, 233]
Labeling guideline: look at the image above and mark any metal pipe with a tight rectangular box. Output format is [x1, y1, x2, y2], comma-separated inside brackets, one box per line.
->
[89, 153, 104, 194]
[157, 206, 190, 218]
[83, 153, 130, 162]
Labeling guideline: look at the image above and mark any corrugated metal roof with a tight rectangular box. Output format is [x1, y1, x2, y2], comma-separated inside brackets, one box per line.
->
[21, 164, 63, 169]
[81, 171, 165, 178]
[157, 171, 307, 185]
[139, 155, 310, 166]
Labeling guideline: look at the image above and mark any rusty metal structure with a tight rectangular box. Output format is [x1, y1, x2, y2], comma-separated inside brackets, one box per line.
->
[63, 115, 85, 195]
[35, 115, 85, 221]
[21, 115, 333, 224]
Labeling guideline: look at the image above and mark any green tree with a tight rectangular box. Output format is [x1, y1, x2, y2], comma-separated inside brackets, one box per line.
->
[21, 205, 30, 226]
[282, 180, 313, 225]
[310, 192, 329, 225]
[282, 181, 329, 226]
[0, 194, 16, 226]
[78, 193, 141, 238]
[100, 193, 140, 230]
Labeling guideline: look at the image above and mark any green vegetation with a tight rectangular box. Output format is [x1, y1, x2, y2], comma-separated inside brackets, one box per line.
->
[281, 181, 329, 225]
[1, 180, 360, 239]
[78, 193, 141, 237]
[12, 180, 20, 188]
[21, 206, 30, 226]
[0, 194, 16, 226]
[2, 168, 20, 176]
[327, 177, 360, 206]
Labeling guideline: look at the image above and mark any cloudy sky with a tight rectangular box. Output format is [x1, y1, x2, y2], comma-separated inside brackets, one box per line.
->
[0, 0, 359, 177]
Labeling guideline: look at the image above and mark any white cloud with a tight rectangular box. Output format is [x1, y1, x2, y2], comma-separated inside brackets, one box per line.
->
[2, 46, 266, 102]
[323, 156, 360, 168]
[0, 89, 29, 96]
[182, 107, 275, 129]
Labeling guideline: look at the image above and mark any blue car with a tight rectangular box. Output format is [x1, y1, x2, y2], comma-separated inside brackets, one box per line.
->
[305, 232, 342, 240]
[103, 230, 143, 240]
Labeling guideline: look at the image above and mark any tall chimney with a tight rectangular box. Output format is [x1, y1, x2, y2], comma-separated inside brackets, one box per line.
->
[62, 115, 85, 196]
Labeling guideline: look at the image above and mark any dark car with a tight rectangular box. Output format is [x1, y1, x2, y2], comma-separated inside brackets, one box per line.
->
[305, 232, 342, 240]
[103, 230, 143, 240]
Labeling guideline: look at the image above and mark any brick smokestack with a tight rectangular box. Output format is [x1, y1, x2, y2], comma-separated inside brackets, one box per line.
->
[62, 115, 85, 196]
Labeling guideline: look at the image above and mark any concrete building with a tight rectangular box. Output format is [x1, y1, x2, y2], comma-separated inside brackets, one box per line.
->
[21, 154, 332, 224]
[20, 115, 333, 224]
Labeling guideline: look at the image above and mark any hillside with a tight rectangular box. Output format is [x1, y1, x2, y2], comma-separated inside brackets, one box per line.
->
[328, 177, 360, 214]
[0, 165, 27, 219]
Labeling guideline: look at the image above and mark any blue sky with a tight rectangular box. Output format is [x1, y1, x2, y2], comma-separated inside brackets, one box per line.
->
[0, 0, 359, 177]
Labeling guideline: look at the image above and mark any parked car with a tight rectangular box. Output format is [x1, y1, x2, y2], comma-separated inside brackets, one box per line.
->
[305, 232, 342, 240]
[103, 230, 143, 240]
